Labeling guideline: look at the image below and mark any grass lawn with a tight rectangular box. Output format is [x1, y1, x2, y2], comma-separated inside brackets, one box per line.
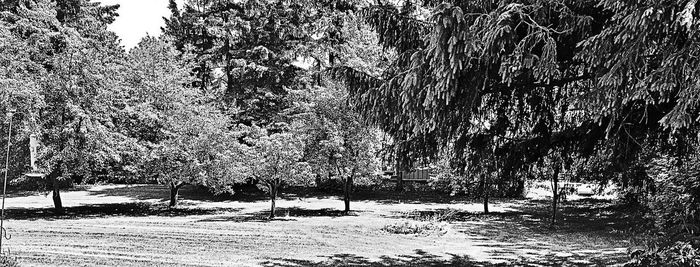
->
[2, 185, 640, 266]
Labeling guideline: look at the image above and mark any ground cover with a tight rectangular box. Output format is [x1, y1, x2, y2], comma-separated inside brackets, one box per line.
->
[2, 185, 639, 266]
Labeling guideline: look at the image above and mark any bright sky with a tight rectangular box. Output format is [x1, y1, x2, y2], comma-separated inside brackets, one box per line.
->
[95, 0, 186, 50]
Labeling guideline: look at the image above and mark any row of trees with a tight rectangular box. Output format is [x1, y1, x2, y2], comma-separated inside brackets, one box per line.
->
[0, 0, 384, 218]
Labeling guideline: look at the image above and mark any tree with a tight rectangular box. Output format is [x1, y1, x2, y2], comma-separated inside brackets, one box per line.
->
[0, 1, 47, 186]
[332, 0, 600, 218]
[242, 129, 311, 219]
[163, 0, 324, 126]
[0, 0, 129, 214]
[124, 36, 235, 208]
[331, 0, 700, 224]
[296, 82, 380, 213]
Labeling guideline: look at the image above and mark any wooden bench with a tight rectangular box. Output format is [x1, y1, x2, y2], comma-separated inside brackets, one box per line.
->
[385, 168, 434, 183]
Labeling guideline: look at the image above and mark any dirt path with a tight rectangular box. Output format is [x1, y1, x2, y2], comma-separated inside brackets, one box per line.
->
[3, 185, 633, 266]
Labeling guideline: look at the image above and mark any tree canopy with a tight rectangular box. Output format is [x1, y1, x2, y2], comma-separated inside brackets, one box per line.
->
[333, 0, 699, 189]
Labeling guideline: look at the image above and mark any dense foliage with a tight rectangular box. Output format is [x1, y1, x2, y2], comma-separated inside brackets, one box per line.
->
[1, 0, 130, 214]
[330, 0, 700, 257]
[295, 81, 381, 212]
[239, 127, 312, 218]
[2, 0, 700, 263]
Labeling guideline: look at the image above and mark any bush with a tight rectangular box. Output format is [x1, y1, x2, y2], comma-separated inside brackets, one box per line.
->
[381, 209, 454, 236]
[645, 154, 700, 242]
[627, 241, 700, 267]
[403, 208, 458, 222]
[382, 220, 447, 236]
[625, 150, 700, 267]
[0, 252, 19, 267]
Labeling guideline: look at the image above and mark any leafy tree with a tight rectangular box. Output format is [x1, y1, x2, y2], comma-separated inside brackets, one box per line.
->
[0, 0, 127, 214]
[124, 36, 236, 207]
[296, 82, 380, 213]
[241, 128, 312, 218]
[0, 1, 47, 186]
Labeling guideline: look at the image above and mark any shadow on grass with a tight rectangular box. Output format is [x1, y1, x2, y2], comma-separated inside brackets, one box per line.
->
[198, 207, 358, 223]
[5, 190, 46, 198]
[86, 184, 296, 203]
[86, 184, 239, 202]
[260, 249, 619, 266]
[6, 202, 241, 221]
[378, 199, 638, 265]
[384, 198, 647, 234]
[283, 187, 472, 205]
[356, 191, 474, 205]
[39, 184, 469, 205]
[261, 250, 484, 267]
[272, 207, 358, 217]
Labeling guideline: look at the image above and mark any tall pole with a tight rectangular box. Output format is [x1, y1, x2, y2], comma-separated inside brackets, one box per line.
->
[1, 108, 14, 253]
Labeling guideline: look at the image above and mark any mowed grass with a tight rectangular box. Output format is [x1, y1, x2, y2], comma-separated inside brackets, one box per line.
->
[2, 185, 638, 266]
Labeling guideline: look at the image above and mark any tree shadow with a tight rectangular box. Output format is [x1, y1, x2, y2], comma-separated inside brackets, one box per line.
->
[261, 250, 484, 267]
[260, 249, 619, 266]
[6, 202, 241, 221]
[86, 184, 237, 202]
[272, 207, 359, 217]
[199, 207, 359, 223]
[79, 184, 473, 205]
[5, 189, 46, 198]
[345, 190, 474, 205]
[377, 199, 639, 265]
[197, 214, 274, 223]
[384, 198, 647, 234]
[87, 184, 327, 203]
[269, 187, 475, 205]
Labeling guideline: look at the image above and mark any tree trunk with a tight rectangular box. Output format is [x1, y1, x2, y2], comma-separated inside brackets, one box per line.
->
[269, 184, 277, 219]
[48, 167, 64, 215]
[481, 174, 489, 214]
[224, 38, 237, 101]
[551, 164, 561, 225]
[169, 182, 183, 208]
[517, 179, 526, 198]
[483, 192, 489, 214]
[343, 175, 353, 213]
[396, 173, 404, 192]
[395, 157, 404, 192]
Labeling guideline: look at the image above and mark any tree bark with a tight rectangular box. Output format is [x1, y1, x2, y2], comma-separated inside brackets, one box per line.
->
[551, 163, 561, 225]
[483, 177, 489, 215]
[483, 192, 489, 214]
[224, 38, 236, 100]
[269, 184, 277, 219]
[169, 182, 184, 208]
[48, 167, 64, 215]
[343, 175, 353, 213]
[395, 155, 404, 192]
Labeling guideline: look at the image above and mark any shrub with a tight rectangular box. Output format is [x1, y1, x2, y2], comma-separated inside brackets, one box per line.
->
[382, 220, 447, 236]
[0, 252, 19, 267]
[382, 209, 454, 236]
[639, 153, 700, 250]
[625, 150, 700, 267]
[403, 209, 458, 222]
[627, 241, 700, 267]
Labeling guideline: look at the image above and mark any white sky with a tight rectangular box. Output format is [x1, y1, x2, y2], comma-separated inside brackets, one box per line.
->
[95, 0, 186, 50]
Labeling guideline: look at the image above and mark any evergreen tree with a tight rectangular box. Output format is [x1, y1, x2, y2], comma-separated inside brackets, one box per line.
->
[335, 0, 700, 222]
